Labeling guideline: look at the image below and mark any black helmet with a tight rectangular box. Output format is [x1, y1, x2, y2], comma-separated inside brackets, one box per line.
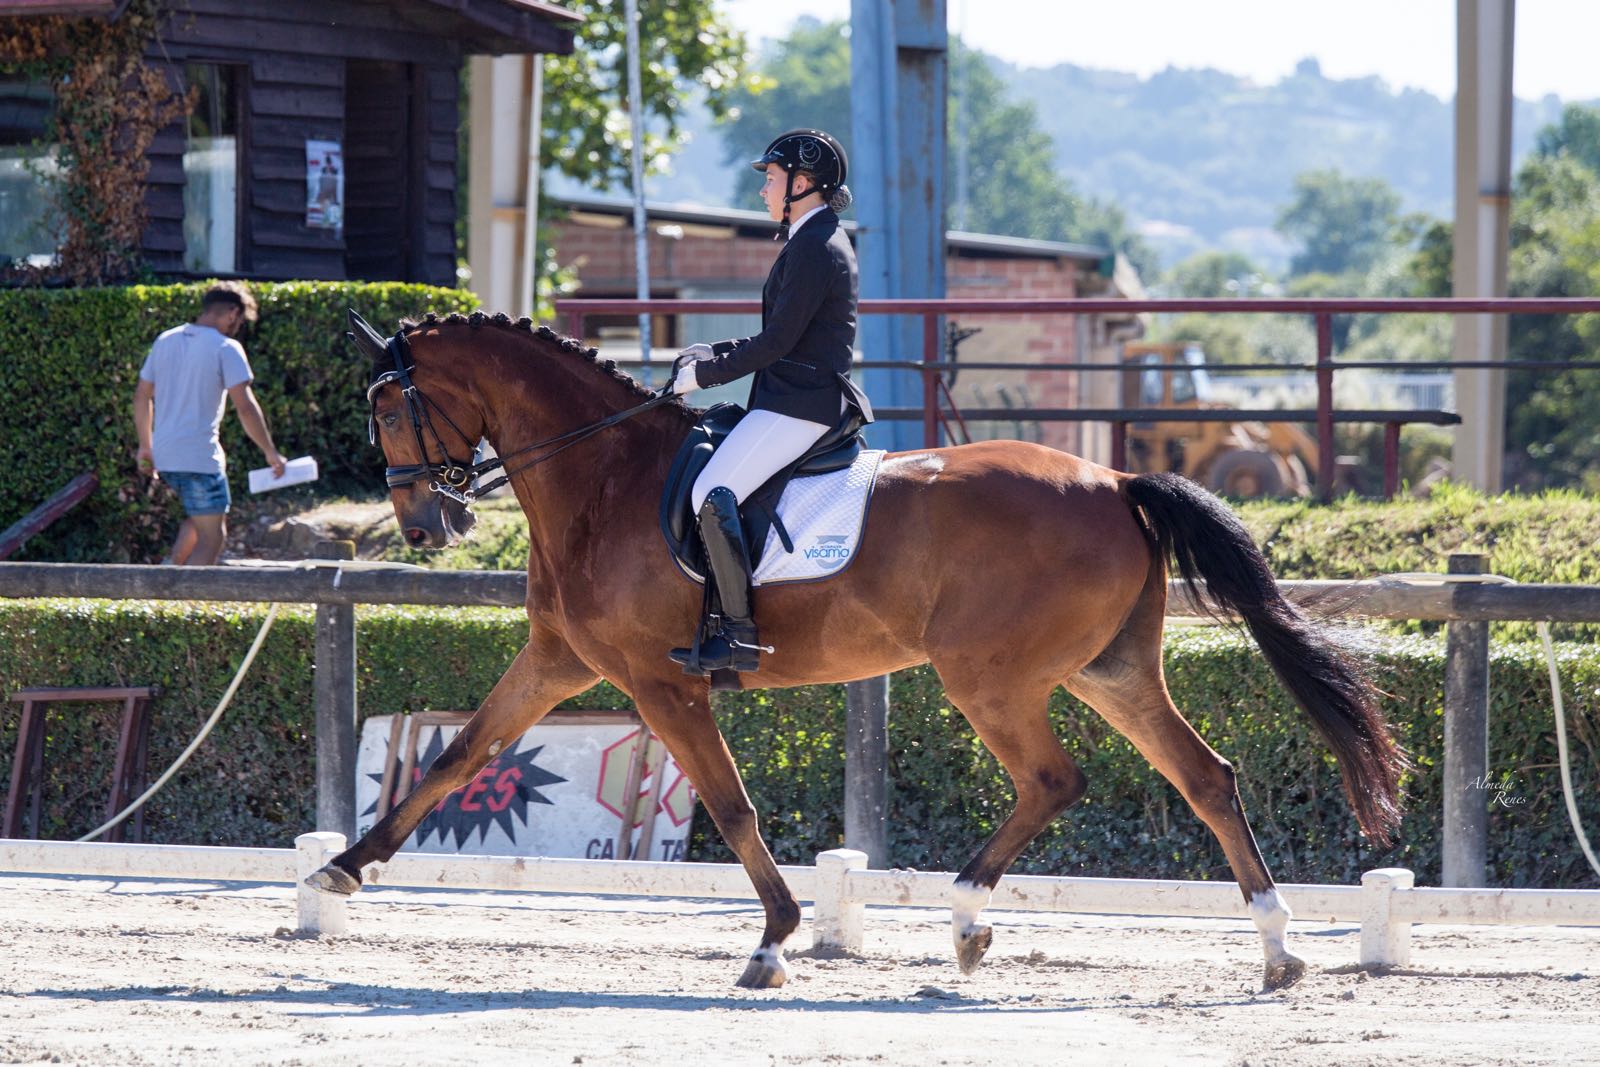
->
[751, 128, 849, 194]
[751, 129, 852, 238]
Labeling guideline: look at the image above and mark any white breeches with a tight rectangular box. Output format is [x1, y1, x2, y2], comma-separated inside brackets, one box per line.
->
[691, 408, 831, 512]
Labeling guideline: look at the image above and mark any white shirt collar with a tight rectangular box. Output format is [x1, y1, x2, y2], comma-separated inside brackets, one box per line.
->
[786, 204, 826, 239]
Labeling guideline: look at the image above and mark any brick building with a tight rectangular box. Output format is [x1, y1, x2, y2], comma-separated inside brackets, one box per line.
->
[546, 193, 1145, 463]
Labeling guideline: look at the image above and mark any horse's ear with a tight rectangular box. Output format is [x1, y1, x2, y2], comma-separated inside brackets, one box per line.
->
[345, 308, 388, 361]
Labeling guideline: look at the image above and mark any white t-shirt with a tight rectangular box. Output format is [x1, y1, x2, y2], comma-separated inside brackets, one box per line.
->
[139, 324, 253, 475]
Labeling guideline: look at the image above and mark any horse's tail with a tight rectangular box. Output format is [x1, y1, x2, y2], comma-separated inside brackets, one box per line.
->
[1120, 471, 1406, 847]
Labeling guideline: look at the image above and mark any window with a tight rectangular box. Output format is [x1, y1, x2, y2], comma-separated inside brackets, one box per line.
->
[0, 75, 60, 268]
[183, 64, 239, 273]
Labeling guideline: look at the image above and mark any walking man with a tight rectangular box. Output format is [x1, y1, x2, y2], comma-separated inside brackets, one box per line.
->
[132, 282, 286, 565]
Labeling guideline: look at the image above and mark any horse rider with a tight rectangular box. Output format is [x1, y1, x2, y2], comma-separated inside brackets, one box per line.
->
[667, 128, 860, 677]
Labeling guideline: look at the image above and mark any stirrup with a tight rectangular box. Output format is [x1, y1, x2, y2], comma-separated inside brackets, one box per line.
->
[668, 620, 769, 675]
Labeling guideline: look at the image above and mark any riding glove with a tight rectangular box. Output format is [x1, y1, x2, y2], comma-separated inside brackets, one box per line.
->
[671, 344, 714, 396]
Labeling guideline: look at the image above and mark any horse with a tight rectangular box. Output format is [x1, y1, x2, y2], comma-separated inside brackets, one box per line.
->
[310, 310, 1406, 992]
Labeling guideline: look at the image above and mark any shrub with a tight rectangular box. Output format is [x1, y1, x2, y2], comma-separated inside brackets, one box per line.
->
[1, 600, 1594, 888]
[0, 282, 478, 563]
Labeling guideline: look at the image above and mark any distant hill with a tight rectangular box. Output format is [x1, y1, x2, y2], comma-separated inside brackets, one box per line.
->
[558, 56, 1581, 273]
[1001, 57, 1574, 268]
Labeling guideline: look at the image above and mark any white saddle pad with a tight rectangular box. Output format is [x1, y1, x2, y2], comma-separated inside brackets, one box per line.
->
[752, 449, 886, 586]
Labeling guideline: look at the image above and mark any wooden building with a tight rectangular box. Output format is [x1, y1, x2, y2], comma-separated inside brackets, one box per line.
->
[0, 0, 577, 285]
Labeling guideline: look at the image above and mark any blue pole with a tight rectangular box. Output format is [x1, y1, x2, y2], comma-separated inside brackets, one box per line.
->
[850, 0, 947, 451]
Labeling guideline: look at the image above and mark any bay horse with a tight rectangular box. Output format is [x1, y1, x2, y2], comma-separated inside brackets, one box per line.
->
[311, 310, 1405, 992]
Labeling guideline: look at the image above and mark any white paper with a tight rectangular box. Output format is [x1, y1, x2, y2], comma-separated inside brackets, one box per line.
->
[248, 455, 318, 494]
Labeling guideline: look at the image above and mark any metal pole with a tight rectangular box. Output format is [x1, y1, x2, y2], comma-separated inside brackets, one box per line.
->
[623, 0, 652, 381]
[1315, 311, 1335, 501]
[923, 313, 940, 449]
[314, 540, 357, 838]
[1383, 422, 1402, 498]
[1451, 0, 1514, 491]
[517, 57, 545, 318]
[844, 675, 890, 865]
[1443, 552, 1489, 888]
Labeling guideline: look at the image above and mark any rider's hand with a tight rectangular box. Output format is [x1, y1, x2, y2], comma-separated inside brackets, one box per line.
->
[671, 359, 703, 396]
[671, 344, 714, 396]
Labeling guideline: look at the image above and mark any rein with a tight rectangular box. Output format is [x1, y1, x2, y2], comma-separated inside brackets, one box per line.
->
[368, 330, 678, 504]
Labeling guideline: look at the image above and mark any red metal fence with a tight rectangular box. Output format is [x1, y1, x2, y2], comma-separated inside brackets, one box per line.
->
[555, 297, 1600, 500]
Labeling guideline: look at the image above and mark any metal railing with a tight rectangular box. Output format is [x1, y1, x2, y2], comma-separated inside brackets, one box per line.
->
[556, 296, 1600, 500]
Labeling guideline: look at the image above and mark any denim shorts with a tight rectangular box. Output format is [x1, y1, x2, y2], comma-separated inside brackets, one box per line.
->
[162, 470, 231, 516]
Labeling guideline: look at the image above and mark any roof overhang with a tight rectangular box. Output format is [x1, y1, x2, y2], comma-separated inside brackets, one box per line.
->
[548, 193, 1116, 266]
[422, 0, 580, 56]
[0, 0, 130, 16]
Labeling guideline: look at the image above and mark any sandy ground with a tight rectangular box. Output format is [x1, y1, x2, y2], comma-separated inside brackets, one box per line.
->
[0, 874, 1597, 1067]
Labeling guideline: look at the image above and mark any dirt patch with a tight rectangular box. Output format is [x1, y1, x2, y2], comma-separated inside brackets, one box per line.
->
[226, 496, 401, 562]
[2, 874, 1596, 1066]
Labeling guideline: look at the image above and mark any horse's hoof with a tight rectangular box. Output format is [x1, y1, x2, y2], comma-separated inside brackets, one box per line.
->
[955, 924, 993, 975]
[1264, 953, 1307, 991]
[304, 862, 362, 896]
[735, 949, 789, 989]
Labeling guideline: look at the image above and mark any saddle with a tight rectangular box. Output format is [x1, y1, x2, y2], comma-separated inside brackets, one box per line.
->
[659, 388, 871, 582]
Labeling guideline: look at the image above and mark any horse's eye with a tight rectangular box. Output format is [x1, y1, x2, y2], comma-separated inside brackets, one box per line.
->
[380, 412, 399, 429]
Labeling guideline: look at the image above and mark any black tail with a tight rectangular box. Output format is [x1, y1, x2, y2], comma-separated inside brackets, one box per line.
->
[1122, 472, 1406, 847]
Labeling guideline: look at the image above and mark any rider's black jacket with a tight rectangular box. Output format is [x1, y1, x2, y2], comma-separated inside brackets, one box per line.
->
[693, 207, 858, 427]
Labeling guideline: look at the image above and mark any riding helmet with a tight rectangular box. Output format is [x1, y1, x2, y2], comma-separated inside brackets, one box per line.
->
[751, 129, 849, 195]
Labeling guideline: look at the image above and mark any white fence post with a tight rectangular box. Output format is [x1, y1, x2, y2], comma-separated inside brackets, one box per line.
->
[814, 848, 868, 953]
[296, 832, 349, 936]
[1360, 867, 1414, 968]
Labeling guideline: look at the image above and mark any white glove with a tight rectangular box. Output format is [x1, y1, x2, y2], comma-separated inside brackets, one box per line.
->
[671, 344, 714, 395]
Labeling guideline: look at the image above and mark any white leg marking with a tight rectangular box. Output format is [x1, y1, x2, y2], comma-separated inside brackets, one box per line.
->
[748, 943, 790, 981]
[1249, 888, 1294, 962]
[951, 879, 992, 940]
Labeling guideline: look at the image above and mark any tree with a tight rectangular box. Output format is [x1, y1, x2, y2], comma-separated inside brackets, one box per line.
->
[1161, 251, 1267, 297]
[1504, 150, 1600, 490]
[1391, 113, 1600, 490]
[541, 1, 752, 191]
[718, 22, 1154, 274]
[529, 0, 752, 307]
[1274, 169, 1401, 278]
[1533, 102, 1600, 177]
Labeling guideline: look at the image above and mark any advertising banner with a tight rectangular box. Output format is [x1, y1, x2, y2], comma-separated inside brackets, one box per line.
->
[354, 711, 696, 862]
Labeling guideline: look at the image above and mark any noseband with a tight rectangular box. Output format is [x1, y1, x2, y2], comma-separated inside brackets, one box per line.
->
[367, 329, 677, 504]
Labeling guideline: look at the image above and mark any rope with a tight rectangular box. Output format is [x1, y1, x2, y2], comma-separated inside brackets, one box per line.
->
[74, 557, 429, 844]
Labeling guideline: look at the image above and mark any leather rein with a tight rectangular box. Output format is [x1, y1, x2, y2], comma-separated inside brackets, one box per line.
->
[367, 330, 678, 504]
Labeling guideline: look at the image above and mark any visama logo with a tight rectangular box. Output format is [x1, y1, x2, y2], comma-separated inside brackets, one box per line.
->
[802, 534, 852, 571]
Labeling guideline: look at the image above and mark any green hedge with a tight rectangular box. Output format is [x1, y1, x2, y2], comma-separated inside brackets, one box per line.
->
[2, 600, 1595, 888]
[0, 282, 478, 563]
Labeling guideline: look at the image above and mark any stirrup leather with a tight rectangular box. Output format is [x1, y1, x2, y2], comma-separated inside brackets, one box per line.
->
[668, 487, 771, 675]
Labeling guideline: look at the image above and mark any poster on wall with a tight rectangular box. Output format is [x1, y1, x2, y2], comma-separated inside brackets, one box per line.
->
[305, 139, 343, 233]
[354, 711, 698, 863]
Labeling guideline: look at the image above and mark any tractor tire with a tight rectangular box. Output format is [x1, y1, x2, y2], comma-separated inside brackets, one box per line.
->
[1206, 449, 1284, 498]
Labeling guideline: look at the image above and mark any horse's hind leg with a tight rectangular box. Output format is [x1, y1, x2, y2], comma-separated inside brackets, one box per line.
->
[934, 671, 1088, 975]
[306, 628, 598, 892]
[1066, 625, 1305, 991]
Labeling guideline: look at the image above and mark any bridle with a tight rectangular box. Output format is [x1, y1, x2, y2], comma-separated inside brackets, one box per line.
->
[366, 330, 677, 504]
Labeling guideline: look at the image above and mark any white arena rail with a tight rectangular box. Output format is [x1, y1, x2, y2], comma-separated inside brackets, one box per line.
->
[1, 835, 1596, 970]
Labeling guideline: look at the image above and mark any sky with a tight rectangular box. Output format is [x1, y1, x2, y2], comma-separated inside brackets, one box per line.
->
[717, 0, 1600, 103]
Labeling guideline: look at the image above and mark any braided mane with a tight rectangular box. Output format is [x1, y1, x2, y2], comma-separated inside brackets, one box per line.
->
[391, 310, 694, 420]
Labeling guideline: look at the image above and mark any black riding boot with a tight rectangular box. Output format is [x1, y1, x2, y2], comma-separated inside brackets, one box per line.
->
[669, 487, 768, 675]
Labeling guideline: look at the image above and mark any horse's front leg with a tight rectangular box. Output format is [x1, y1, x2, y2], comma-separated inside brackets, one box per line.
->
[305, 628, 598, 894]
[631, 676, 799, 989]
